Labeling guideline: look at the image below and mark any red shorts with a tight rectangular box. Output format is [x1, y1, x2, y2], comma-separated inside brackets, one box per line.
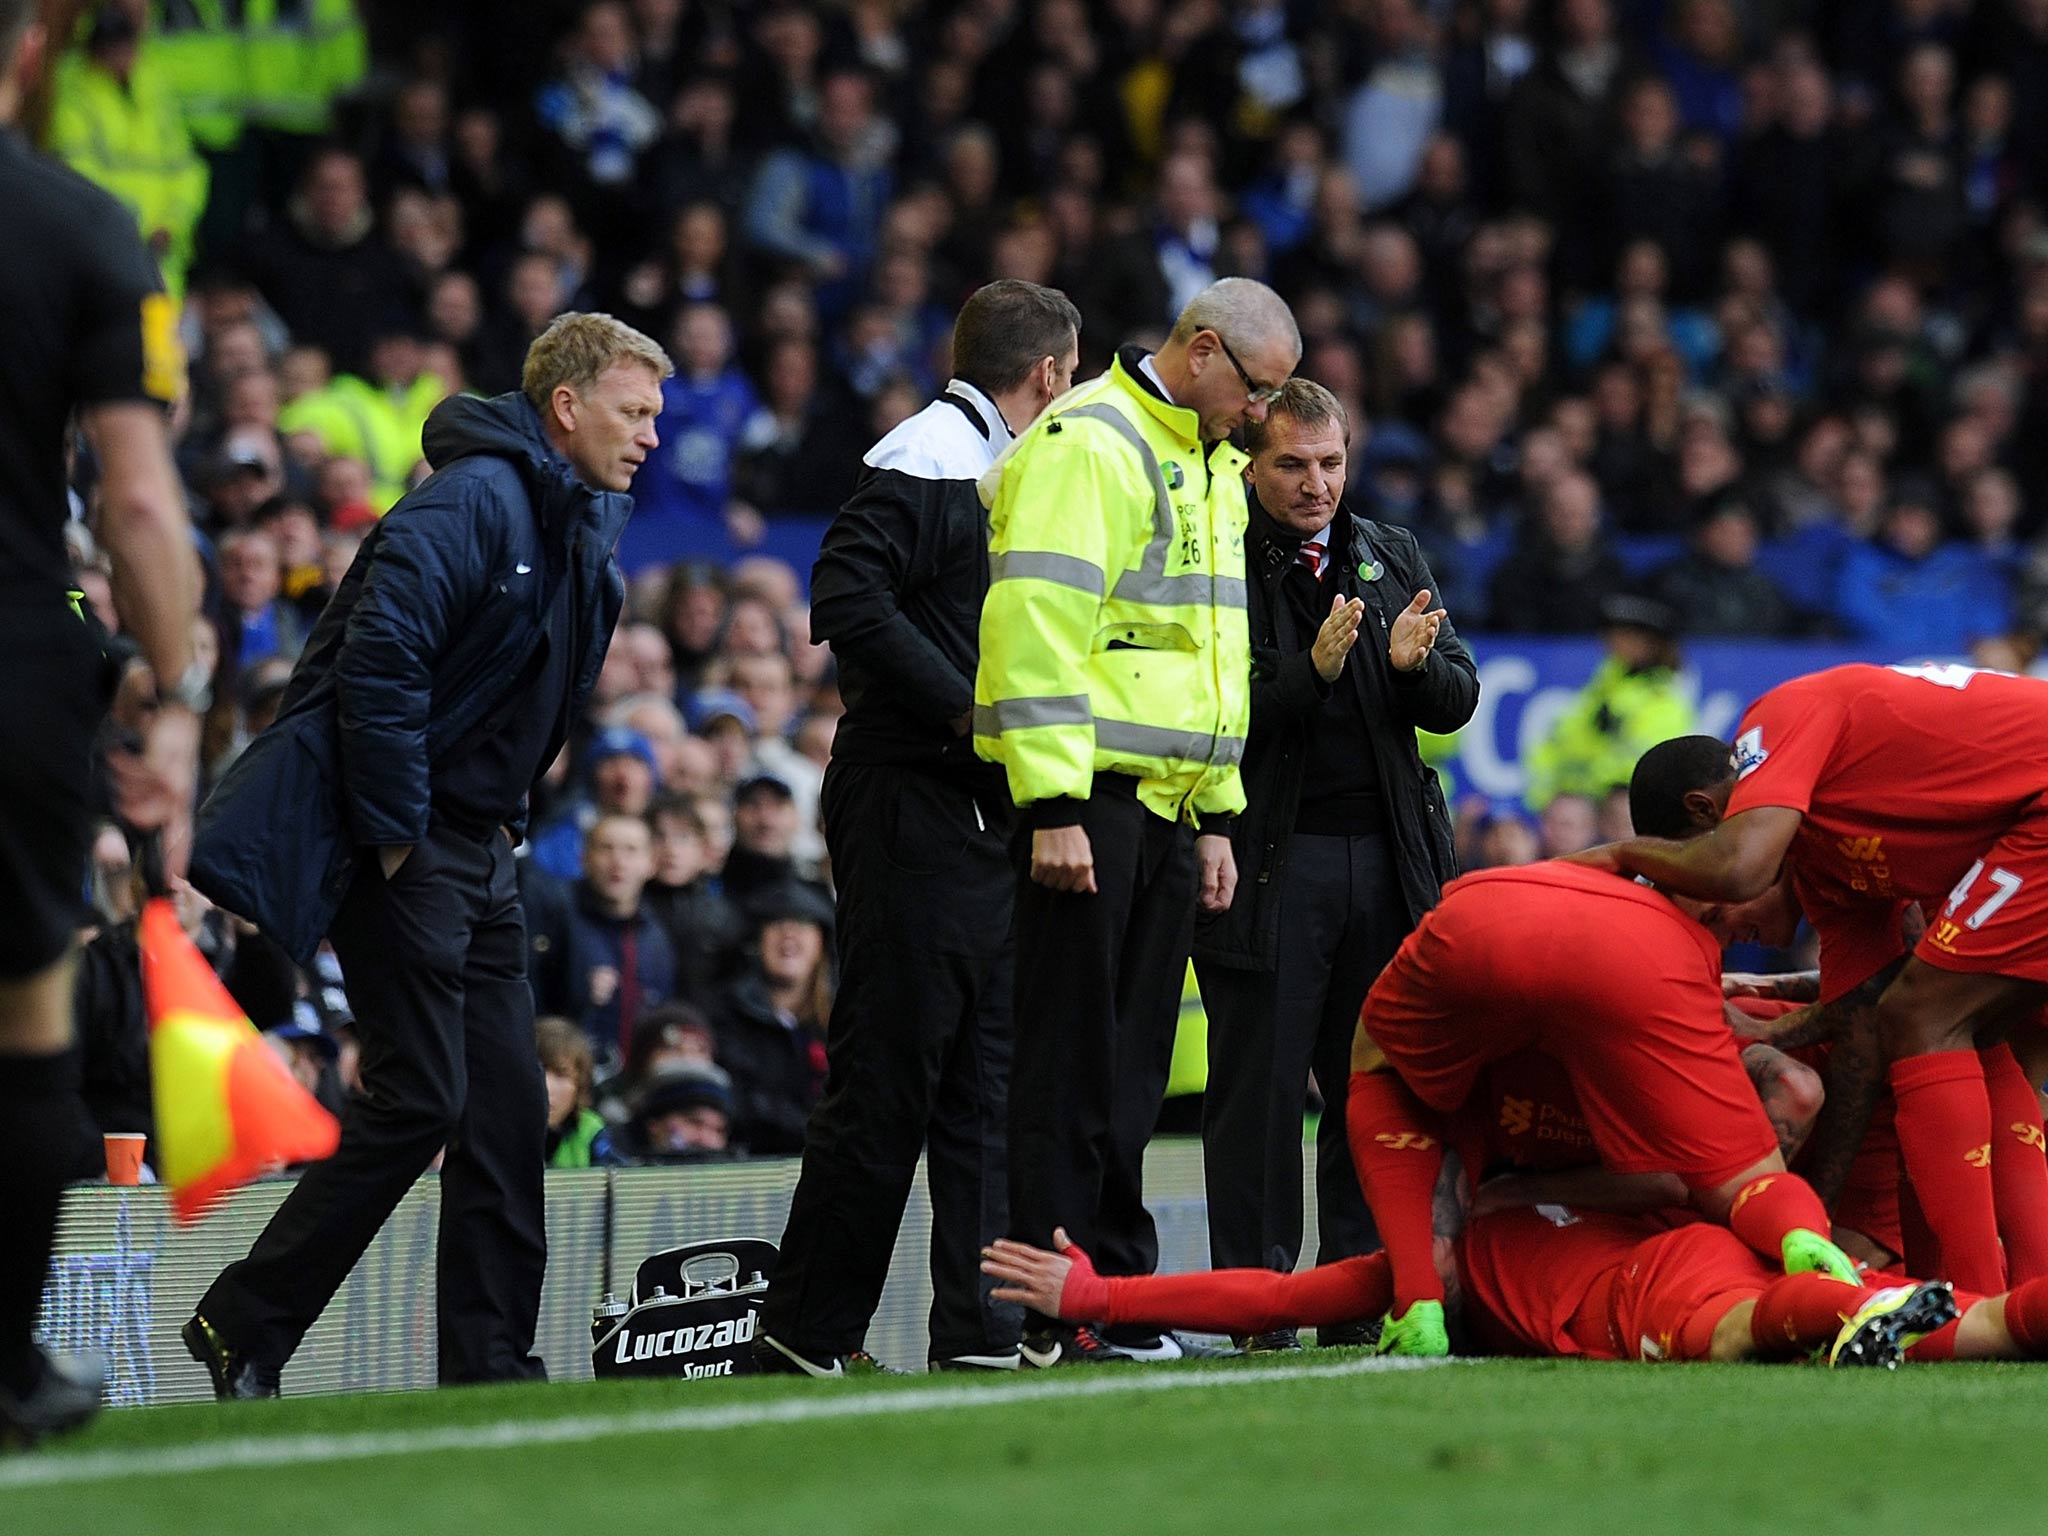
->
[1917, 810, 2048, 983]
[1365, 868, 1778, 1188]
[1459, 1206, 1766, 1361]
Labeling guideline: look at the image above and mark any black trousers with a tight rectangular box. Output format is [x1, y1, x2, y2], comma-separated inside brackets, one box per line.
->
[1197, 832, 1406, 1274]
[763, 761, 1017, 1361]
[1009, 775, 1194, 1325]
[198, 823, 547, 1384]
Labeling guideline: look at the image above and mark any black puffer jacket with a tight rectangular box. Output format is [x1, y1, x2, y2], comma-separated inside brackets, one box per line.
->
[1194, 497, 1480, 973]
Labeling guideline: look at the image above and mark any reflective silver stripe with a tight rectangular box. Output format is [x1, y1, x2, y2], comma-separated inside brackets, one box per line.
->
[974, 695, 1095, 734]
[1111, 571, 1248, 610]
[989, 550, 1108, 597]
[1095, 719, 1247, 768]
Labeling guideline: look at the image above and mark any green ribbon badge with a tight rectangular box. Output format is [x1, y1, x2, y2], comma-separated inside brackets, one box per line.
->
[1359, 560, 1383, 583]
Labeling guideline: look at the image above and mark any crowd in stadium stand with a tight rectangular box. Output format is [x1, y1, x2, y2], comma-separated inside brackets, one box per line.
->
[55, 0, 2048, 1162]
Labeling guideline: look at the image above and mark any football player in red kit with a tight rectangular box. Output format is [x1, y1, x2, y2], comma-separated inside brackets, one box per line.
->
[1594, 697, 2048, 1295]
[1338, 856, 1858, 1353]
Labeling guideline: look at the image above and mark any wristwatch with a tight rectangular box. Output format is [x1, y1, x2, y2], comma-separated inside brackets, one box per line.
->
[153, 655, 214, 714]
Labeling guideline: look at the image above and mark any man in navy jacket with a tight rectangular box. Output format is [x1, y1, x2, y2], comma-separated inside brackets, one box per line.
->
[184, 313, 671, 1394]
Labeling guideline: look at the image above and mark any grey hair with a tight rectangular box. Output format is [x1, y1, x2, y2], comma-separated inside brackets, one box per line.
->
[1169, 277, 1302, 357]
[1241, 378, 1350, 456]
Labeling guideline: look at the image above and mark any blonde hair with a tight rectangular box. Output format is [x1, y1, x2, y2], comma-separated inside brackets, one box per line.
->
[522, 312, 673, 411]
[536, 1016, 596, 1109]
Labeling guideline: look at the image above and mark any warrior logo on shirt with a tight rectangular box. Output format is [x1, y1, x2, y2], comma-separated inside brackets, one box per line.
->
[1733, 726, 1768, 780]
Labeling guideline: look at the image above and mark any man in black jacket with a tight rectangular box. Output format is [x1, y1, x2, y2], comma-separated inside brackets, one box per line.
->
[1193, 379, 1479, 1349]
[184, 313, 671, 1395]
[757, 280, 1080, 1375]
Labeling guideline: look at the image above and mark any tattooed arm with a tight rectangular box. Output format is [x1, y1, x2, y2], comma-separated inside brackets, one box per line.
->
[1722, 970, 1821, 1003]
[1743, 1043, 1823, 1161]
[1786, 959, 1907, 1207]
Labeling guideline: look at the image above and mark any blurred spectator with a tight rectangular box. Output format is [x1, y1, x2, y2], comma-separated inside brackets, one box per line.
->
[644, 793, 744, 999]
[534, 2, 662, 196]
[624, 304, 761, 556]
[528, 727, 660, 880]
[1648, 497, 1799, 637]
[47, 1, 208, 299]
[538, 1016, 626, 1167]
[216, 529, 307, 670]
[744, 65, 894, 319]
[1536, 792, 1599, 858]
[1834, 480, 2015, 654]
[528, 812, 677, 1060]
[1486, 472, 1628, 632]
[239, 146, 412, 376]
[1523, 595, 1699, 807]
[1473, 807, 1541, 868]
[721, 772, 822, 910]
[715, 881, 833, 1155]
[276, 331, 444, 511]
[623, 1060, 735, 1160]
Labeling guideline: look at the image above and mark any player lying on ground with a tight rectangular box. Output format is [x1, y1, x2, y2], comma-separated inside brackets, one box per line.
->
[1595, 713, 2048, 1294]
[982, 1205, 2048, 1367]
[1339, 857, 1860, 1354]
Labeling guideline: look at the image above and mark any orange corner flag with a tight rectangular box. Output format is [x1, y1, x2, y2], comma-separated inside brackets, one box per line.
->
[139, 898, 341, 1222]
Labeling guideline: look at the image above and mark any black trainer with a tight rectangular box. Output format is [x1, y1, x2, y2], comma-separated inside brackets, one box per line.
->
[1237, 1328, 1303, 1354]
[1314, 1319, 1383, 1350]
[182, 1314, 281, 1400]
[1019, 1323, 1137, 1367]
[0, 1347, 104, 1447]
[752, 1333, 895, 1378]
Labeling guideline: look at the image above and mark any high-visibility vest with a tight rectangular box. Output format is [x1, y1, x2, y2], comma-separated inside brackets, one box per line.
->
[1521, 656, 1700, 810]
[242, 0, 365, 136]
[145, 0, 245, 151]
[277, 371, 444, 511]
[975, 354, 1252, 826]
[46, 50, 210, 298]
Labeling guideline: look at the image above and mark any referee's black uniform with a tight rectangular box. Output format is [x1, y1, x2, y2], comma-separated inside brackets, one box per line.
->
[0, 126, 180, 1427]
[759, 379, 1021, 1371]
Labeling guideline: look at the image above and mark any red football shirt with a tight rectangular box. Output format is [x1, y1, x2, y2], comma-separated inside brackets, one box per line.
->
[1724, 664, 2048, 999]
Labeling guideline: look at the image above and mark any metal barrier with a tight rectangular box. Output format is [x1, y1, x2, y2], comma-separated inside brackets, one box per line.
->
[40, 1139, 1319, 1406]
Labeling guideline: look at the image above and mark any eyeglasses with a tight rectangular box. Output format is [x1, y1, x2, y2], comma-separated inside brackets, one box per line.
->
[1213, 333, 1283, 406]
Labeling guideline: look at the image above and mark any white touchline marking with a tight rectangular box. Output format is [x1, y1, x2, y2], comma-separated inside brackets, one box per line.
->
[0, 1356, 1459, 1491]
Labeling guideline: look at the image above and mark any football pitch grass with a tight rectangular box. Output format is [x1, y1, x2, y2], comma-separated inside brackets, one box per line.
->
[3, 1352, 2043, 1534]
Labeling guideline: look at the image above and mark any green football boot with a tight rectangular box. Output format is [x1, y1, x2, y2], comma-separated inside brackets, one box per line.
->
[1371, 1300, 1449, 1358]
[1781, 1227, 1860, 1286]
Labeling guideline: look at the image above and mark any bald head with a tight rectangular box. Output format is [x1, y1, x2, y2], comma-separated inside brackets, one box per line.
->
[1170, 278, 1302, 357]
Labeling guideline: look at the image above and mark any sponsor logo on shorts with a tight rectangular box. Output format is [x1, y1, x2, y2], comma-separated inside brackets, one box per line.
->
[1928, 919, 1963, 953]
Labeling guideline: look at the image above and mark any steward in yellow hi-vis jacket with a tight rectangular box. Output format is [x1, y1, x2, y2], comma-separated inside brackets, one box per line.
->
[974, 278, 1301, 1363]
[975, 352, 1252, 825]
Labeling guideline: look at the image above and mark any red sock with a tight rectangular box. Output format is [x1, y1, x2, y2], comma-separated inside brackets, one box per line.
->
[1892, 1052, 2008, 1295]
[1101, 1252, 1394, 1336]
[1723, 1170, 1832, 1261]
[1747, 1271, 1877, 1358]
[1899, 1169, 1941, 1280]
[1346, 1071, 1447, 1309]
[1906, 1321, 1959, 1361]
[1981, 1045, 2048, 1284]
[2004, 1273, 2048, 1356]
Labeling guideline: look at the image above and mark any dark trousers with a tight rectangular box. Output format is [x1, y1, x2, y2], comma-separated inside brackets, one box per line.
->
[1009, 775, 1195, 1326]
[764, 761, 1018, 1361]
[1197, 832, 1406, 1273]
[198, 823, 547, 1384]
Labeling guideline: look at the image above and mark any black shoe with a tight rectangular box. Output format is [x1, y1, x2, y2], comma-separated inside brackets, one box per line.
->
[1236, 1328, 1302, 1354]
[752, 1333, 896, 1378]
[1313, 1319, 1382, 1350]
[1020, 1323, 1145, 1367]
[0, 1348, 104, 1447]
[182, 1314, 280, 1400]
[929, 1349, 1022, 1372]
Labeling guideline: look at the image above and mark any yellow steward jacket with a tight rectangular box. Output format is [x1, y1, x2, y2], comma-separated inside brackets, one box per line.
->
[974, 351, 1251, 826]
